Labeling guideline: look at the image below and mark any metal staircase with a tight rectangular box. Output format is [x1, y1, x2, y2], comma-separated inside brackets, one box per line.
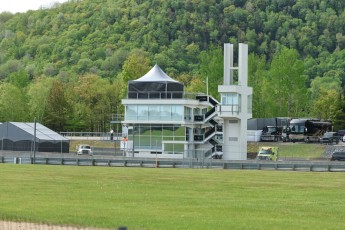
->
[194, 95, 223, 158]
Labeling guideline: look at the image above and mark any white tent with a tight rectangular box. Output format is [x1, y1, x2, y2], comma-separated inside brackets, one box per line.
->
[0, 122, 69, 152]
[128, 64, 184, 99]
[133, 64, 178, 82]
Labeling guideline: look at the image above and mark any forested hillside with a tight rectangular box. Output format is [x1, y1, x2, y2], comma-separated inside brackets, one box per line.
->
[0, 0, 344, 131]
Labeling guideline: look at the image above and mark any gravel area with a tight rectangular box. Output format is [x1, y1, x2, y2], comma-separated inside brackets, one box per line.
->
[321, 142, 345, 158]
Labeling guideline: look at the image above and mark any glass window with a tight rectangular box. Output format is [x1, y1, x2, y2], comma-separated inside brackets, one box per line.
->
[289, 123, 305, 134]
[184, 107, 192, 121]
[174, 126, 186, 141]
[221, 93, 239, 105]
[126, 105, 137, 120]
[151, 125, 162, 150]
[161, 105, 171, 121]
[137, 105, 148, 120]
[173, 144, 184, 154]
[129, 126, 139, 149]
[165, 143, 174, 153]
[126, 105, 184, 121]
[164, 143, 183, 154]
[151, 136, 162, 150]
[172, 105, 183, 121]
[163, 125, 174, 138]
[221, 93, 240, 112]
[149, 105, 160, 120]
[139, 125, 151, 135]
[129, 124, 186, 153]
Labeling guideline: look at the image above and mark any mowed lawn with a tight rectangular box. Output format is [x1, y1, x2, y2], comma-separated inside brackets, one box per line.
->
[1, 165, 345, 230]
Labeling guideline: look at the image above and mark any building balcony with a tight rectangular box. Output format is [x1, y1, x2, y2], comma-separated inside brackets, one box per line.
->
[126, 91, 206, 100]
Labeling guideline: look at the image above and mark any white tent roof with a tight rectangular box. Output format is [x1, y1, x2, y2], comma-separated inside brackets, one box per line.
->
[4, 122, 69, 141]
[133, 64, 178, 82]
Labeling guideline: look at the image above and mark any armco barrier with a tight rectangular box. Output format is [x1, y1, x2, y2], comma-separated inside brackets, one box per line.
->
[222, 161, 345, 172]
[2, 157, 345, 172]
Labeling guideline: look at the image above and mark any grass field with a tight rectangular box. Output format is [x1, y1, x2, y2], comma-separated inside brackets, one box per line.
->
[71, 140, 328, 160]
[1, 164, 345, 230]
[248, 142, 327, 159]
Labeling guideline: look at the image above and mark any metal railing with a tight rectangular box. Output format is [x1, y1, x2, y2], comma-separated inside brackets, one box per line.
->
[127, 91, 206, 100]
[2, 156, 345, 172]
[60, 132, 126, 141]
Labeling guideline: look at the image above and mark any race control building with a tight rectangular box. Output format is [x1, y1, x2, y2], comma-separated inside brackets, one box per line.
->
[118, 43, 252, 160]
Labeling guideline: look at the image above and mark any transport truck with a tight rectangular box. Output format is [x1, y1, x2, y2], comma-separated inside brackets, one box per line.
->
[260, 126, 283, 142]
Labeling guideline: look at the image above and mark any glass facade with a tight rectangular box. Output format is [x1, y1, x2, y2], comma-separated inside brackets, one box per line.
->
[184, 107, 192, 121]
[221, 93, 241, 112]
[128, 124, 185, 154]
[126, 105, 183, 121]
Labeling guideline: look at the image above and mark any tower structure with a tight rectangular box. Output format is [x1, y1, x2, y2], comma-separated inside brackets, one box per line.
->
[217, 43, 252, 160]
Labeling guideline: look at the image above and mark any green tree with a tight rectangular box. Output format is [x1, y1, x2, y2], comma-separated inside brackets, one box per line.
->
[67, 74, 123, 132]
[120, 50, 151, 100]
[0, 60, 23, 80]
[27, 76, 54, 122]
[199, 45, 223, 100]
[0, 82, 27, 121]
[333, 98, 345, 130]
[248, 53, 269, 117]
[311, 89, 342, 121]
[121, 50, 151, 83]
[309, 74, 342, 121]
[8, 69, 30, 88]
[309, 74, 342, 101]
[44, 80, 68, 132]
[267, 47, 307, 117]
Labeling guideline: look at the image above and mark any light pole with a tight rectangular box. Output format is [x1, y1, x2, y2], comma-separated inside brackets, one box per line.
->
[132, 126, 135, 158]
[33, 117, 36, 164]
[155, 140, 158, 168]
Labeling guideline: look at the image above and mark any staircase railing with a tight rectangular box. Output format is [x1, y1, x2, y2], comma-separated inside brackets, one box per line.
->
[208, 96, 219, 106]
[205, 127, 216, 140]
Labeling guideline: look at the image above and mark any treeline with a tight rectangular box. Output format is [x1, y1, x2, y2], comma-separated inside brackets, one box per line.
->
[0, 0, 344, 131]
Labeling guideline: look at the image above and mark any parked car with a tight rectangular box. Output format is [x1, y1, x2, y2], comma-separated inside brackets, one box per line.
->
[336, 130, 345, 142]
[320, 132, 339, 144]
[330, 151, 345, 161]
[76, 144, 93, 155]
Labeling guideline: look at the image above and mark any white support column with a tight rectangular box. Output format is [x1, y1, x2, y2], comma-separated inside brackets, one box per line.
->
[238, 43, 248, 86]
[223, 44, 233, 85]
[218, 43, 252, 161]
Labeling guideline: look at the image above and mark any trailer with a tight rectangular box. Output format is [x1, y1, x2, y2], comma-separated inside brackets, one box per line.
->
[288, 119, 332, 143]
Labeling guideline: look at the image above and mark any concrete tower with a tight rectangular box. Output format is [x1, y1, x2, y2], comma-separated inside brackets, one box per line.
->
[217, 43, 252, 160]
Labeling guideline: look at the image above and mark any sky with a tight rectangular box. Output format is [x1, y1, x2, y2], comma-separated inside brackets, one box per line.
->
[0, 0, 69, 13]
